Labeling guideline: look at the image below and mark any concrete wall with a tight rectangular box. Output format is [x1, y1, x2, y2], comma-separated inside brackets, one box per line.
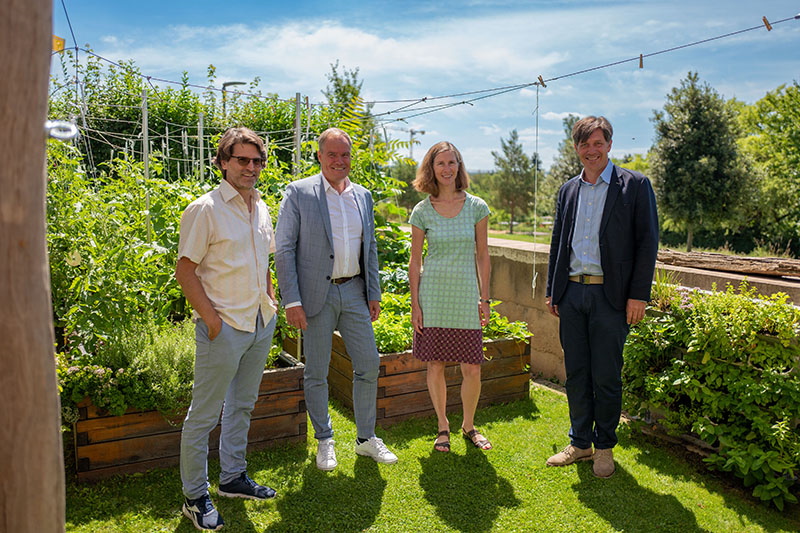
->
[487, 237, 800, 383]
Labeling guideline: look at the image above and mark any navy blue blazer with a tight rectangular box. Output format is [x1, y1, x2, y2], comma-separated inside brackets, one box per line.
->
[546, 165, 659, 311]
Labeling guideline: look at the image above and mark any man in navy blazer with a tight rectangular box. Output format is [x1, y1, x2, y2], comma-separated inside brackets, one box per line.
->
[545, 116, 658, 478]
[275, 128, 397, 472]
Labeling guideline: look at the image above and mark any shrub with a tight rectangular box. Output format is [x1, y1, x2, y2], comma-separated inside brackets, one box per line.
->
[373, 294, 532, 354]
[624, 281, 800, 510]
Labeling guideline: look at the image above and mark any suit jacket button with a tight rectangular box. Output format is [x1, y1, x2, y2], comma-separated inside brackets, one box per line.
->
[326, 276, 331, 280]
[330, 255, 334, 259]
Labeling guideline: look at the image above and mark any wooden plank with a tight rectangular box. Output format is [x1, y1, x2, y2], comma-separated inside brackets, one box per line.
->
[76, 409, 184, 446]
[658, 249, 800, 277]
[77, 411, 306, 473]
[251, 389, 305, 419]
[76, 433, 307, 482]
[256, 366, 304, 395]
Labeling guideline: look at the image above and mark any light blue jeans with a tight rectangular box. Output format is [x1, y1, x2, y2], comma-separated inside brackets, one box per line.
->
[304, 276, 379, 441]
[180, 314, 276, 499]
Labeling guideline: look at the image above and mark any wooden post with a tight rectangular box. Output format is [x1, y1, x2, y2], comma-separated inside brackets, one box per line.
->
[0, 0, 66, 531]
[293, 92, 301, 175]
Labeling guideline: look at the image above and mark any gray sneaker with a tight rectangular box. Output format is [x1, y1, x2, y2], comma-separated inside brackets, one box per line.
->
[355, 437, 398, 464]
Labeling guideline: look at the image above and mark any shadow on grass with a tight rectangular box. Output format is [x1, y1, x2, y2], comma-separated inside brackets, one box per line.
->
[263, 456, 386, 532]
[367, 390, 542, 449]
[624, 426, 800, 531]
[573, 462, 711, 533]
[418, 446, 521, 532]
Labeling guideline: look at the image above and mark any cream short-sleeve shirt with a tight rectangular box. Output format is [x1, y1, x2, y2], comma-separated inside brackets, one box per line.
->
[178, 179, 276, 332]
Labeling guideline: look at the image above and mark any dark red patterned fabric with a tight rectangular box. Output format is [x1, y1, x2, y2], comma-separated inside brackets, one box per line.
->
[413, 327, 484, 364]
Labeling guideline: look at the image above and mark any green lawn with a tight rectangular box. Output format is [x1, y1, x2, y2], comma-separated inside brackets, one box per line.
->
[65, 384, 799, 532]
[488, 231, 550, 245]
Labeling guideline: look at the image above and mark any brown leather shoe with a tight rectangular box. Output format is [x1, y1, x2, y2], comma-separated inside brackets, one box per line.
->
[592, 448, 615, 478]
[546, 444, 593, 466]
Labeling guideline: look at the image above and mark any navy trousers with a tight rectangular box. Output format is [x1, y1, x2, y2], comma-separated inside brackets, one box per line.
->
[558, 282, 629, 450]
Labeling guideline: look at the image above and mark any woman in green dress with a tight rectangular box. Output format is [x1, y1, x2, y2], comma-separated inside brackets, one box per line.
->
[408, 141, 492, 452]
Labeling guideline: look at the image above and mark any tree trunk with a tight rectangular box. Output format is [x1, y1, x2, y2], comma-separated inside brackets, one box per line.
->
[509, 204, 515, 234]
[686, 224, 694, 253]
[0, 1, 66, 532]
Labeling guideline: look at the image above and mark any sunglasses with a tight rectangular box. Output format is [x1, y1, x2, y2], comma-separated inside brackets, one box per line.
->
[231, 155, 265, 168]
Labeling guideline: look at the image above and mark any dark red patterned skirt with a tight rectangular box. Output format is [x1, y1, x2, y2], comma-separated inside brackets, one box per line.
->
[413, 327, 484, 364]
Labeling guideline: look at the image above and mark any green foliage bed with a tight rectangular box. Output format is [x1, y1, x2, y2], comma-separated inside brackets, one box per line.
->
[624, 274, 800, 509]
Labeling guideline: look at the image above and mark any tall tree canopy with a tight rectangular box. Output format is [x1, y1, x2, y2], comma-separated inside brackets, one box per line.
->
[490, 130, 540, 234]
[649, 72, 746, 251]
[542, 114, 582, 216]
[547, 114, 583, 185]
[737, 82, 800, 254]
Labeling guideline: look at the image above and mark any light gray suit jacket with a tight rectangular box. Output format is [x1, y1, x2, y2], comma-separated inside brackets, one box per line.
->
[274, 173, 381, 318]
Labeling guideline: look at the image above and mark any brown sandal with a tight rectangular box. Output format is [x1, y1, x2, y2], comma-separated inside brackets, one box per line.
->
[462, 427, 492, 450]
[433, 430, 450, 452]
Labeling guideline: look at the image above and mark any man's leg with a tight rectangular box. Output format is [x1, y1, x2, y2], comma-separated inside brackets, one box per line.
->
[335, 278, 379, 440]
[219, 315, 276, 484]
[557, 283, 595, 450]
[304, 294, 339, 440]
[587, 288, 628, 449]
[180, 320, 242, 499]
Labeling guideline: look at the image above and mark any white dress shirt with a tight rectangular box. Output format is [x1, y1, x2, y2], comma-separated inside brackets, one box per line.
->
[324, 177, 363, 279]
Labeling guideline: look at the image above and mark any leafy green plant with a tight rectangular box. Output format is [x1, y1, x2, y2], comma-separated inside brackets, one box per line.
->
[624, 280, 800, 510]
[372, 295, 532, 354]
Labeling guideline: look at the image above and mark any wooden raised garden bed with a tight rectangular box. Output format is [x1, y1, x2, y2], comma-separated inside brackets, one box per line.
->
[73, 352, 306, 481]
[285, 334, 531, 427]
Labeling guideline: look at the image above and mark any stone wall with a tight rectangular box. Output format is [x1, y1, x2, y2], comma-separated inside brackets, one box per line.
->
[487, 237, 800, 383]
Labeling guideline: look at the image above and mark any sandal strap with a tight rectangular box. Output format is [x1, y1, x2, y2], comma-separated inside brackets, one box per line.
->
[437, 430, 450, 437]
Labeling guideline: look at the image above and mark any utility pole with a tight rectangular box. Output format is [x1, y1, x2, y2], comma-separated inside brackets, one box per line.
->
[409, 128, 425, 160]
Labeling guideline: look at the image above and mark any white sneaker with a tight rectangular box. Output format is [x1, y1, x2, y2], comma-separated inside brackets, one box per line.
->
[316, 438, 337, 471]
[355, 437, 398, 464]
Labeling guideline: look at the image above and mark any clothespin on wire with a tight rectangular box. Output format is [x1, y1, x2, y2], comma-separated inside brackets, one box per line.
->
[762, 16, 772, 31]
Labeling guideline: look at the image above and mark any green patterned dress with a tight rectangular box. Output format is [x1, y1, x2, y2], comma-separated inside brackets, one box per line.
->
[409, 193, 490, 364]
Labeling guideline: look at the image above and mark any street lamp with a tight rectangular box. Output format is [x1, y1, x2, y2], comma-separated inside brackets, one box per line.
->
[222, 81, 245, 117]
[409, 128, 425, 160]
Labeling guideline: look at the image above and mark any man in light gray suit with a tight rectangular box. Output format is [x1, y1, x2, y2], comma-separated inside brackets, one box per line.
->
[275, 127, 398, 471]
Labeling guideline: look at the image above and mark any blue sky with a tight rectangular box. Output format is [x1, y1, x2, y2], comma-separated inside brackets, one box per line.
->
[52, 1, 800, 171]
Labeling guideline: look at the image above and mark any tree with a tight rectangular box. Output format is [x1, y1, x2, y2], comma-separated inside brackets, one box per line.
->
[649, 72, 746, 251]
[490, 130, 540, 234]
[737, 82, 800, 255]
[547, 114, 583, 185]
[2, 0, 66, 530]
[541, 114, 582, 216]
[322, 60, 376, 138]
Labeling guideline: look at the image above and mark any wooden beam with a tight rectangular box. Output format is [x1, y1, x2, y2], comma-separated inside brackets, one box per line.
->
[0, 0, 65, 531]
[658, 249, 800, 278]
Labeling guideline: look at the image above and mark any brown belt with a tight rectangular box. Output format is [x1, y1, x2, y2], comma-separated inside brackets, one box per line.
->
[569, 274, 604, 285]
[331, 276, 355, 285]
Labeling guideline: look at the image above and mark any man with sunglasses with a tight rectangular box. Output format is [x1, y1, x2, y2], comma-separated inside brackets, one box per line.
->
[176, 127, 278, 530]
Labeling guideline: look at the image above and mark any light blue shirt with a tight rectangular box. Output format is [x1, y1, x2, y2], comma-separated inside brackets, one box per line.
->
[569, 160, 614, 277]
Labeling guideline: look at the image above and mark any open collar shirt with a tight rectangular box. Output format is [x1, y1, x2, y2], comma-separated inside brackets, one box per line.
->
[323, 175, 363, 280]
[569, 160, 614, 277]
[177, 178, 276, 332]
